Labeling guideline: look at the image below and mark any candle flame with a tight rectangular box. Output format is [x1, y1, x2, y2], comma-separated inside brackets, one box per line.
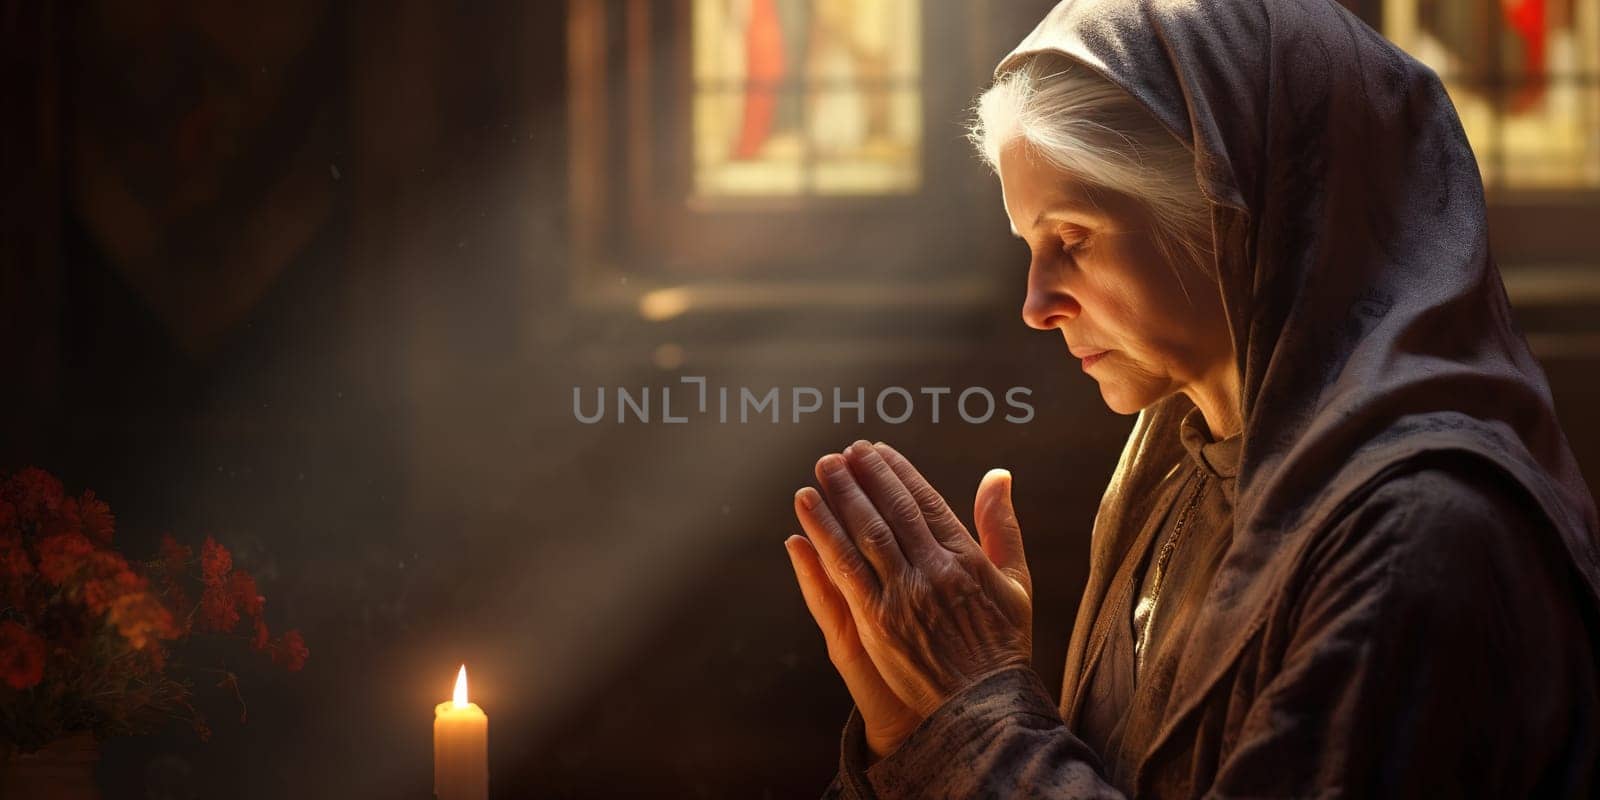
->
[453, 664, 469, 708]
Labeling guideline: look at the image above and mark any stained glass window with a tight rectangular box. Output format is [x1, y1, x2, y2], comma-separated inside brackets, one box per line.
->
[1384, 0, 1600, 189]
[692, 0, 922, 197]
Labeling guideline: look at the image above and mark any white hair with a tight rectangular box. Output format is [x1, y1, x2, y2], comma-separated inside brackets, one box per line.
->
[969, 54, 1214, 283]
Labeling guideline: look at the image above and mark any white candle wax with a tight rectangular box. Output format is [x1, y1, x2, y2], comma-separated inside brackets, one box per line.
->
[434, 665, 488, 800]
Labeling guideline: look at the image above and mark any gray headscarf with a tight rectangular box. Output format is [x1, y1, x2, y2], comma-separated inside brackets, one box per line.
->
[998, 0, 1600, 745]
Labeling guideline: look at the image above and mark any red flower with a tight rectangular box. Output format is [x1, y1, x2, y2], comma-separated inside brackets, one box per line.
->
[76, 491, 115, 544]
[0, 499, 17, 535]
[198, 583, 240, 632]
[0, 534, 30, 607]
[155, 534, 194, 630]
[35, 532, 96, 584]
[3, 467, 64, 523]
[199, 537, 231, 586]
[0, 620, 47, 690]
[108, 592, 179, 650]
[228, 571, 263, 618]
[46, 495, 83, 539]
[271, 629, 309, 672]
[0, 532, 31, 578]
[159, 534, 191, 574]
[82, 553, 142, 615]
[0, 471, 308, 747]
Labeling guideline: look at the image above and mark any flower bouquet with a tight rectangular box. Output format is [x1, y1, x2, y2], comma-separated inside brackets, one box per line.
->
[0, 467, 308, 762]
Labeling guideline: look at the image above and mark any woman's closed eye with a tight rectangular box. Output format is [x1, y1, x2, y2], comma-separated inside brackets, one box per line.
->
[1057, 224, 1090, 259]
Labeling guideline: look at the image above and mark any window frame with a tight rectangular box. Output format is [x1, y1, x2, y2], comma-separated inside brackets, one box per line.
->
[564, 0, 1003, 322]
[1348, 0, 1600, 265]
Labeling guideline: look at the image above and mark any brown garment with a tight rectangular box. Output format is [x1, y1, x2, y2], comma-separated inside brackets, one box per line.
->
[820, 0, 1600, 795]
[825, 433, 1598, 797]
[1082, 406, 1241, 789]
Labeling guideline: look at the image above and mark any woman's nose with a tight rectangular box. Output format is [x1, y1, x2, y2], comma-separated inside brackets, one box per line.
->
[1021, 265, 1081, 331]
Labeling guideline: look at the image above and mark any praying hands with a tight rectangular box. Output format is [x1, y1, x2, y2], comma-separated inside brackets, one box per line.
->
[783, 440, 1036, 760]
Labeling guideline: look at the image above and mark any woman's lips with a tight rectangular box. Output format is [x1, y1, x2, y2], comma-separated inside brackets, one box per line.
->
[1068, 344, 1110, 370]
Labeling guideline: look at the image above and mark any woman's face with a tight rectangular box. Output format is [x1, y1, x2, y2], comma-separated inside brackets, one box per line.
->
[997, 140, 1237, 428]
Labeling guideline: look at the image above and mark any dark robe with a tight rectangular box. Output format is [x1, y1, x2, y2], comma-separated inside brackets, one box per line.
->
[824, 405, 1599, 797]
[817, 0, 1600, 795]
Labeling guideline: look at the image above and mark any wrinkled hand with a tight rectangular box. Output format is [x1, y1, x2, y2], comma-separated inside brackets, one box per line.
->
[785, 533, 921, 760]
[784, 441, 1034, 758]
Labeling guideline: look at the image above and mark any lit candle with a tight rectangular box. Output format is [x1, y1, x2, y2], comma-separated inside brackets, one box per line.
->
[434, 665, 488, 800]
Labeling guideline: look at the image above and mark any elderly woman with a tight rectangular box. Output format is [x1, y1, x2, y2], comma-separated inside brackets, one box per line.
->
[782, 1, 1600, 797]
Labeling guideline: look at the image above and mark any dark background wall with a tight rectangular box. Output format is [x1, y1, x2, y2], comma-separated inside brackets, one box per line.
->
[2, 2, 1597, 798]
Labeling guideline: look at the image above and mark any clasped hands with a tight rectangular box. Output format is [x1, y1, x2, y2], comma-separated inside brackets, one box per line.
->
[784, 440, 1035, 760]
